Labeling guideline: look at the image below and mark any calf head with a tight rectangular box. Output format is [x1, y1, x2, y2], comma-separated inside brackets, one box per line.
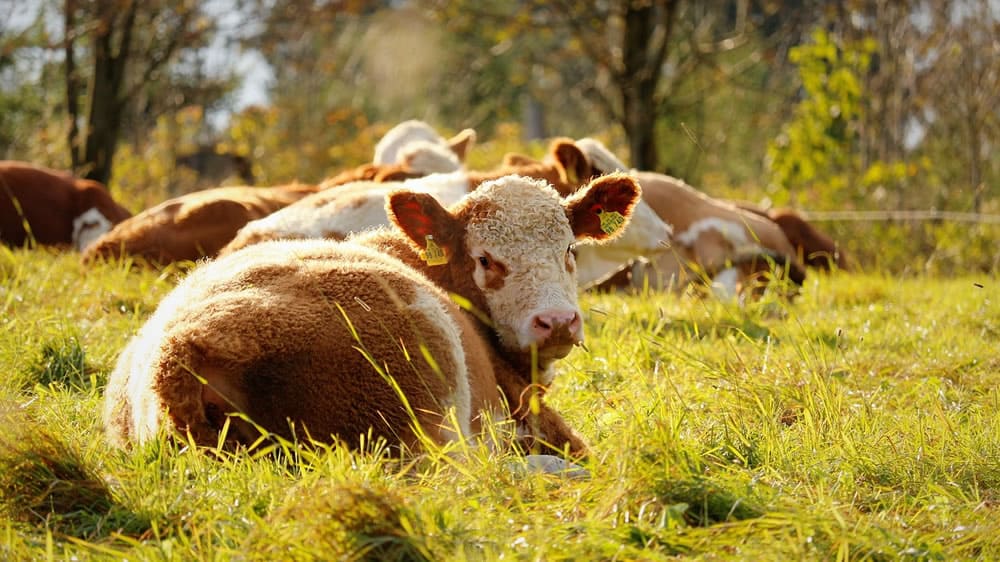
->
[71, 179, 131, 251]
[496, 138, 595, 197]
[388, 173, 640, 374]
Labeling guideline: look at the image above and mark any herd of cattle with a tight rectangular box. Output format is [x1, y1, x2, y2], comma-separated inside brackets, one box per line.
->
[1, 121, 850, 462]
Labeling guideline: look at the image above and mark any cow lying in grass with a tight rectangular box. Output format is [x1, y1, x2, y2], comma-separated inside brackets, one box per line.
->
[321, 121, 476, 187]
[0, 161, 132, 251]
[80, 184, 319, 265]
[573, 139, 806, 296]
[82, 122, 475, 266]
[736, 203, 853, 271]
[220, 139, 673, 289]
[103, 173, 641, 459]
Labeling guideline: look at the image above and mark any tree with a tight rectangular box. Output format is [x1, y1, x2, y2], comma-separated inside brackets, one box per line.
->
[62, 0, 218, 184]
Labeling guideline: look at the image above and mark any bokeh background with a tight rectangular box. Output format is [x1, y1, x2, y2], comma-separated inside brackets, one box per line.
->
[1, 0, 997, 272]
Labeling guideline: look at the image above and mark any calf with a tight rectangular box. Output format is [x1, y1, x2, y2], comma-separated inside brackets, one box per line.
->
[573, 140, 806, 296]
[220, 139, 673, 288]
[0, 161, 132, 251]
[103, 174, 641, 458]
[81, 184, 318, 265]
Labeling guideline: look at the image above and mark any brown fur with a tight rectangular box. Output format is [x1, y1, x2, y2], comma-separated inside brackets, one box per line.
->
[736, 204, 852, 271]
[80, 183, 318, 265]
[0, 161, 131, 249]
[104, 174, 641, 459]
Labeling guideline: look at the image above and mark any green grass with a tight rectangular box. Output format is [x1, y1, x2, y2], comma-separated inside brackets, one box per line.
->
[1, 246, 998, 560]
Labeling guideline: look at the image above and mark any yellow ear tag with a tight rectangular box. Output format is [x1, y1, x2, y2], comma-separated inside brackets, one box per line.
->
[419, 235, 448, 266]
[598, 209, 625, 235]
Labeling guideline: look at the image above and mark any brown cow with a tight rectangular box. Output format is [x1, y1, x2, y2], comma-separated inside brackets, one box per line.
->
[82, 123, 476, 267]
[80, 184, 318, 265]
[572, 140, 806, 297]
[736, 203, 853, 271]
[103, 173, 641, 459]
[0, 161, 132, 251]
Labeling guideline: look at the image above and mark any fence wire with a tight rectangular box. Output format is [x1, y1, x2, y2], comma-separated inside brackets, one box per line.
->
[799, 210, 1000, 224]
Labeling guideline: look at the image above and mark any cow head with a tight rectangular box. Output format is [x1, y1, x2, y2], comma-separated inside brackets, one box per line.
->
[496, 138, 596, 197]
[71, 179, 132, 251]
[388, 173, 640, 374]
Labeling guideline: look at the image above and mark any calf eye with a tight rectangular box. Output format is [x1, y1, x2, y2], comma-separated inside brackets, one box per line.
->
[478, 256, 490, 268]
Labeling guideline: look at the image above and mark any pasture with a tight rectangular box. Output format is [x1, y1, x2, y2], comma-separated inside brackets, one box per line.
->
[1, 244, 997, 560]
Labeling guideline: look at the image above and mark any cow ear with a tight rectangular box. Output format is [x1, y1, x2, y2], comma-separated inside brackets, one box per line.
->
[447, 128, 476, 162]
[564, 173, 641, 242]
[550, 138, 592, 187]
[386, 191, 459, 262]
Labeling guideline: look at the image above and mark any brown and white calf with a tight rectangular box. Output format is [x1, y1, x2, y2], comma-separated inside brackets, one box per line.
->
[0, 161, 132, 251]
[220, 139, 673, 288]
[80, 184, 319, 265]
[103, 174, 641, 458]
[574, 140, 806, 296]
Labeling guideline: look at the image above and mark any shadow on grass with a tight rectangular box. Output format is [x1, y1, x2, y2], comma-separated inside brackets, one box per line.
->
[0, 405, 151, 540]
[244, 480, 431, 562]
[20, 334, 94, 390]
[652, 475, 762, 527]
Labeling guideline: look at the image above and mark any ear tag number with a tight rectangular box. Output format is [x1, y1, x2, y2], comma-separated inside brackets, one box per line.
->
[420, 235, 448, 266]
[598, 209, 625, 235]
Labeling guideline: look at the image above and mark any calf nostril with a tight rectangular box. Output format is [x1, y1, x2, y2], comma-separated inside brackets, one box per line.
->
[533, 317, 552, 331]
[568, 312, 581, 333]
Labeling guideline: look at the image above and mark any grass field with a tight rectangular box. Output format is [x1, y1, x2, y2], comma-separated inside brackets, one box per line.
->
[1, 245, 998, 560]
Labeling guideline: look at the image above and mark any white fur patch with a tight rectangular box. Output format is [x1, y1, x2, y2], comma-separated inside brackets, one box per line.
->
[72, 207, 113, 251]
[401, 140, 462, 174]
[711, 267, 740, 300]
[676, 217, 751, 250]
[408, 290, 472, 441]
[238, 172, 472, 243]
[575, 137, 629, 173]
[374, 120, 450, 166]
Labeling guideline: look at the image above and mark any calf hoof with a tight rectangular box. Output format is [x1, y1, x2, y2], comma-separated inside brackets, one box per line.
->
[508, 454, 590, 480]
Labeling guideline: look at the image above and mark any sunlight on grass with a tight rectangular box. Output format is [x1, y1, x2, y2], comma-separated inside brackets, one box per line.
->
[1, 249, 999, 559]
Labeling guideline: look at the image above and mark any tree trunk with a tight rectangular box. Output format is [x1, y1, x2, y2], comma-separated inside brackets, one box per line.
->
[78, 1, 137, 185]
[619, 0, 676, 171]
[64, 0, 81, 170]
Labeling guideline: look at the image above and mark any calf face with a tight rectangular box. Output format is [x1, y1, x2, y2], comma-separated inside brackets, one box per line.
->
[388, 173, 640, 370]
[72, 179, 132, 251]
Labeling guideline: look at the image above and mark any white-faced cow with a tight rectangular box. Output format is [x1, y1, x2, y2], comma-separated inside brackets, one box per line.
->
[103, 174, 641, 459]
[0, 161, 132, 251]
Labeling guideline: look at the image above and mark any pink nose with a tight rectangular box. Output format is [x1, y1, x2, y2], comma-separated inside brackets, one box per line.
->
[530, 309, 582, 343]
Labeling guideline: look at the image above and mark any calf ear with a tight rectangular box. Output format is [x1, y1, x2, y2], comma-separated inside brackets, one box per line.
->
[564, 173, 641, 242]
[550, 138, 593, 187]
[447, 128, 477, 162]
[386, 191, 460, 260]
